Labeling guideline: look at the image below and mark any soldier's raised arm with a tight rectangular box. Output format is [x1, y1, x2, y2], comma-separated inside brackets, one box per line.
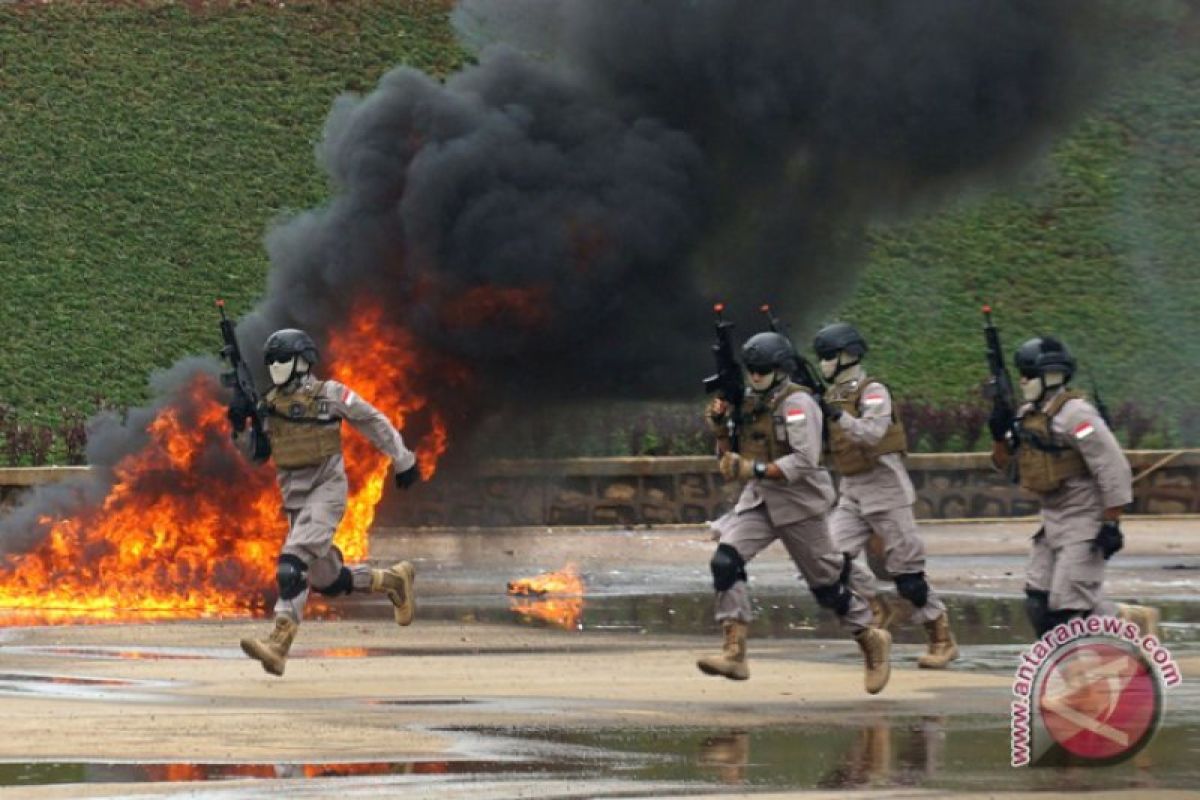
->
[322, 380, 417, 473]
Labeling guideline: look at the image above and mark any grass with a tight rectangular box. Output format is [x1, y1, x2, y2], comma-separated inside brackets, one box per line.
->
[0, 1, 1197, 459]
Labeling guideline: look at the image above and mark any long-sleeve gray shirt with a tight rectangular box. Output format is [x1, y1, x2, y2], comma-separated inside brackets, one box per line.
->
[830, 380, 915, 515]
[237, 376, 416, 510]
[1019, 391, 1132, 545]
[734, 388, 836, 525]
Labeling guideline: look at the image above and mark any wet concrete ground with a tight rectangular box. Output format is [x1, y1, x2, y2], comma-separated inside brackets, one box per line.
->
[0, 519, 1197, 798]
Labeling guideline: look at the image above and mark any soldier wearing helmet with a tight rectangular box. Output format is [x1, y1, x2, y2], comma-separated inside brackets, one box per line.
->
[699, 330, 891, 695]
[229, 327, 422, 677]
[992, 336, 1158, 638]
[813, 322, 958, 670]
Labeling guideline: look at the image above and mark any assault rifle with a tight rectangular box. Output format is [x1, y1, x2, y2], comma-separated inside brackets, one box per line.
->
[760, 304, 823, 393]
[702, 303, 745, 451]
[982, 305, 1016, 442]
[216, 300, 271, 462]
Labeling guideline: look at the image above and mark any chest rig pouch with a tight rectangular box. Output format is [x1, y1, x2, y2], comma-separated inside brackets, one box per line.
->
[824, 378, 908, 476]
[1015, 390, 1088, 493]
[738, 383, 810, 464]
[266, 380, 342, 469]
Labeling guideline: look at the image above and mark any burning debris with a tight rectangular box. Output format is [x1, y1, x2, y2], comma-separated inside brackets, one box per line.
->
[0, 0, 1145, 622]
[507, 563, 586, 630]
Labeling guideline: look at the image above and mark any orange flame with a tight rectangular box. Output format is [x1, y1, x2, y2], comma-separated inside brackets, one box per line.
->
[0, 303, 456, 625]
[507, 563, 585, 630]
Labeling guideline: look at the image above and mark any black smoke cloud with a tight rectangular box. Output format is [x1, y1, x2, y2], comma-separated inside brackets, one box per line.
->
[240, 0, 1129, 401]
[2, 0, 1146, 548]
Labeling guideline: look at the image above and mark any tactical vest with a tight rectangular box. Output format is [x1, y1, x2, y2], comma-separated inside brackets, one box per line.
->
[265, 380, 342, 469]
[1015, 390, 1089, 493]
[738, 383, 811, 464]
[824, 378, 908, 476]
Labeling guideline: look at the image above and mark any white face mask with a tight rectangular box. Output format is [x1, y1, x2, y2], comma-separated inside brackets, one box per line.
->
[748, 369, 778, 392]
[819, 357, 839, 380]
[269, 357, 296, 386]
[1020, 375, 1043, 403]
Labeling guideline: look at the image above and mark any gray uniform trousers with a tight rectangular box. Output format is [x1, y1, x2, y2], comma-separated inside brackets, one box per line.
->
[826, 380, 945, 625]
[715, 507, 873, 632]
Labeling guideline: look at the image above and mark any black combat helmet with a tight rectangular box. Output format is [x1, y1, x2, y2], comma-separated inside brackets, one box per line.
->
[1014, 336, 1075, 381]
[741, 332, 796, 374]
[813, 322, 868, 360]
[263, 329, 319, 366]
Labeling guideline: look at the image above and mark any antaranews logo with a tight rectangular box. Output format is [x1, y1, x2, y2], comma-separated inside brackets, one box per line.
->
[1011, 616, 1181, 767]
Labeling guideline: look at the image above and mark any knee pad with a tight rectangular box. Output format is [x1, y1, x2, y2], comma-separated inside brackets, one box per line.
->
[894, 572, 929, 608]
[811, 581, 852, 616]
[710, 544, 747, 592]
[276, 554, 309, 601]
[314, 566, 354, 597]
[1024, 588, 1050, 636]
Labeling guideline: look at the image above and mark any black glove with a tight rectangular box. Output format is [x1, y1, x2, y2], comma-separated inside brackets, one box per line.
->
[394, 463, 420, 490]
[1092, 520, 1124, 561]
[226, 393, 255, 433]
[819, 397, 842, 422]
[988, 406, 1013, 442]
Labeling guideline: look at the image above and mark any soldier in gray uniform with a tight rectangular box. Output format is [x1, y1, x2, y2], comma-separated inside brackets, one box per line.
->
[989, 336, 1159, 638]
[698, 332, 892, 695]
[228, 328, 422, 676]
[813, 323, 958, 669]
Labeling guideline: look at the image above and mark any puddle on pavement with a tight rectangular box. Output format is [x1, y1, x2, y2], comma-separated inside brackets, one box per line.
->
[0, 759, 589, 788]
[332, 592, 1200, 649]
[0, 672, 173, 700]
[500, 717, 1200, 792]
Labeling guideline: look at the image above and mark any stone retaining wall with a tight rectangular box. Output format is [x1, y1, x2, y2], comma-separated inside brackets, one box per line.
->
[3, 452, 1197, 526]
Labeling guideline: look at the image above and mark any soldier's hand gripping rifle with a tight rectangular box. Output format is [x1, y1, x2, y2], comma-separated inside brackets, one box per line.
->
[216, 300, 271, 462]
[760, 303, 823, 393]
[982, 305, 1016, 447]
[702, 303, 745, 451]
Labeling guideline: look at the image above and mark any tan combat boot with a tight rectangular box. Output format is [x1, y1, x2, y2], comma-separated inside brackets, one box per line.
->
[240, 616, 298, 677]
[855, 627, 892, 695]
[697, 620, 750, 681]
[917, 613, 959, 669]
[868, 594, 898, 630]
[1117, 603, 1161, 639]
[371, 561, 416, 626]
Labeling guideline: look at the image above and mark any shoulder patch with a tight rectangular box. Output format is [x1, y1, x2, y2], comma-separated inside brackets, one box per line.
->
[861, 392, 886, 407]
[1073, 421, 1096, 440]
[785, 407, 807, 424]
[341, 387, 355, 407]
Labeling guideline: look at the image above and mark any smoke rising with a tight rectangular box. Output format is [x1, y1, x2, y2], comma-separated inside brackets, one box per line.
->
[2, 0, 1142, 548]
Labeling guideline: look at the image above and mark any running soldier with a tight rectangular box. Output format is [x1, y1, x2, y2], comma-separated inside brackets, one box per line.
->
[989, 336, 1159, 637]
[228, 328, 421, 676]
[813, 323, 958, 669]
[698, 331, 892, 694]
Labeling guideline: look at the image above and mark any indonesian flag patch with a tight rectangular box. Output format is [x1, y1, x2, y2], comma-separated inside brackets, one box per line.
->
[342, 387, 356, 407]
[786, 408, 806, 424]
[862, 392, 886, 407]
[1073, 421, 1095, 440]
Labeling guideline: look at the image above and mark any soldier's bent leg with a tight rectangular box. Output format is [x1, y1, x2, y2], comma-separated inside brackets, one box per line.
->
[242, 553, 308, 676]
[1024, 528, 1054, 638]
[831, 505, 894, 627]
[870, 507, 947, 626]
[1050, 540, 1115, 620]
[699, 511, 776, 680]
[779, 516, 889, 694]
